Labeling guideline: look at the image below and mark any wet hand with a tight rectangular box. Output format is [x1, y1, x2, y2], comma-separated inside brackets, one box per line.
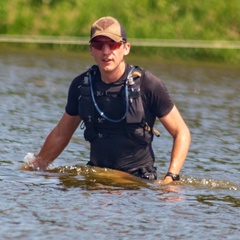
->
[20, 153, 48, 171]
[161, 176, 173, 185]
[153, 176, 173, 185]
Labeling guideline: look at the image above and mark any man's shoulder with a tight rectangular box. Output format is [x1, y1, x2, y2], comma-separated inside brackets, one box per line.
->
[129, 66, 159, 83]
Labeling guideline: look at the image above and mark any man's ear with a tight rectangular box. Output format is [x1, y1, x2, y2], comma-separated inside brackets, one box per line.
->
[123, 42, 131, 56]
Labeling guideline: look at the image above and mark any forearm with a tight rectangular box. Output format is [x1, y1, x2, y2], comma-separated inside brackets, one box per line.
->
[168, 130, 191, 174]
[23, 127, 71, 171]
[22, 113, 81, 171]
[162, 128, 191, 184]
[159, 106, 191, 183]
[37, 127, 71, 166]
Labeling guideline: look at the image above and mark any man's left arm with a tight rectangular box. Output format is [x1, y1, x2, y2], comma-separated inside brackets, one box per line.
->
[159, 105, 191, 184]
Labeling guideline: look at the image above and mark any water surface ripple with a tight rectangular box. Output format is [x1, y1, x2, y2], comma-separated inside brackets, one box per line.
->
[0, 48, 239, 240]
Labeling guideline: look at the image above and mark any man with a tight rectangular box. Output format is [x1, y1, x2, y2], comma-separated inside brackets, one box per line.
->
[23, 16, 191, 184]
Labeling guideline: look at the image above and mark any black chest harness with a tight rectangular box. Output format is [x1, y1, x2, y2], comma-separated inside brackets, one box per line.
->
[78, 65, 159, 143]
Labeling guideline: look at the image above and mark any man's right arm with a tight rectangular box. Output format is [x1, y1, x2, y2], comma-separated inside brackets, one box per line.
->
[22, 112, 81, 171]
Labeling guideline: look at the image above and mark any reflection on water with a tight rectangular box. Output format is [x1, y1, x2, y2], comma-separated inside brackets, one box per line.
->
[0, 47, 239, 240]
[30, 164, 240, 192]
[197, 194, 240, 207]
[50, 165, 150, 190]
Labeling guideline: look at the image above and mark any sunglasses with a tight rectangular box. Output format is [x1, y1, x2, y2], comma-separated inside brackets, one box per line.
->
[90, 41, 124, 50]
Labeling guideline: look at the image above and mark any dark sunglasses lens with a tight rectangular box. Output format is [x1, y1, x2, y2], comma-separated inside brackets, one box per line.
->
[108, 42, 122, 50]
[91, 42, 104, 50]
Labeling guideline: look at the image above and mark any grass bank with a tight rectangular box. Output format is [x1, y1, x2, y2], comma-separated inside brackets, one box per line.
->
[1, 0, 240, 63]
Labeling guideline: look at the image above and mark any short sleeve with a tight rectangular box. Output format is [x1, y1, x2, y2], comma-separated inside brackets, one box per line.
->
[65, 75, 82, 116]
[142, 71, 174, 118]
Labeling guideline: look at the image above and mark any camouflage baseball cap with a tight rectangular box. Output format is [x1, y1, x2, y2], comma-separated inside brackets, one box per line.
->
[90, 16, 127, 42]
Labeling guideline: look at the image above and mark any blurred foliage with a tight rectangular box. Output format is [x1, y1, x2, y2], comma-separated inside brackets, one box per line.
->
[1, 0, 239, 40]
[0, 0, 240, 63]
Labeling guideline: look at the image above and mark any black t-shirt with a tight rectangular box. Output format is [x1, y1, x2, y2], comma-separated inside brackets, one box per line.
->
[66, 65, 173, 124]
[65, 64, 174, 173]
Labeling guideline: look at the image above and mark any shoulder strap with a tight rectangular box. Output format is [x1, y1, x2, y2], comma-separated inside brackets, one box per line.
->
[89, 64, 99, 72]
[130, 66, 143, 79]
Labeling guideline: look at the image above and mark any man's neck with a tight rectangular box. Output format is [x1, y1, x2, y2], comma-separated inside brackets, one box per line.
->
[100, 62, 126, 84]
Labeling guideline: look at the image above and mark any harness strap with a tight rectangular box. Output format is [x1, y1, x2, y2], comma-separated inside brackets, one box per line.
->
[88, 66, 138, 123]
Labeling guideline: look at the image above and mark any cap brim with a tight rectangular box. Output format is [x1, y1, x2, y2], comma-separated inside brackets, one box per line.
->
[90, 32, 123, 42]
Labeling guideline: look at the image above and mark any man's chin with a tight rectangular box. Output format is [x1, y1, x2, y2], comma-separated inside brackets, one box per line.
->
[101, 65, 113, 72]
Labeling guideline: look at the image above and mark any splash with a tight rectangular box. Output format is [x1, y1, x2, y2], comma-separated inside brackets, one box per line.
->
[48, 164, 150, 190]
[20, 156, 239, 191]
[181, 176, 239, 191]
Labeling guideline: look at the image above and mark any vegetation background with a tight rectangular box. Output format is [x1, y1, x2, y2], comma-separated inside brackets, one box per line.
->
[0, 0, 240, 63]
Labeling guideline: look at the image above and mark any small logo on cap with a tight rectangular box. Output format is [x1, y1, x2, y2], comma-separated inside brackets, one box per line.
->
[97, 18, 114, 30]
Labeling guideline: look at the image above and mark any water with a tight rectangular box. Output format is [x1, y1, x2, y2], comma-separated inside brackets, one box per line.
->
[0, 47, 239, 240]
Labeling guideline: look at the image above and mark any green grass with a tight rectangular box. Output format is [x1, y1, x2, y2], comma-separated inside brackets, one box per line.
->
[1, 0, 240, 63]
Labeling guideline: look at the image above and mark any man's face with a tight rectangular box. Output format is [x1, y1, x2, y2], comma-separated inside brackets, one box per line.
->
[90, 36, 130, 74]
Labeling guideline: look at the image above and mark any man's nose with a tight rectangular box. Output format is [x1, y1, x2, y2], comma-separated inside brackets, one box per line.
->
[102, 44, 111, 52]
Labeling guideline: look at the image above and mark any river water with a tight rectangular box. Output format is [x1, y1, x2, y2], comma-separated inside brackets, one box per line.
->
[0, 47, 239, 240]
